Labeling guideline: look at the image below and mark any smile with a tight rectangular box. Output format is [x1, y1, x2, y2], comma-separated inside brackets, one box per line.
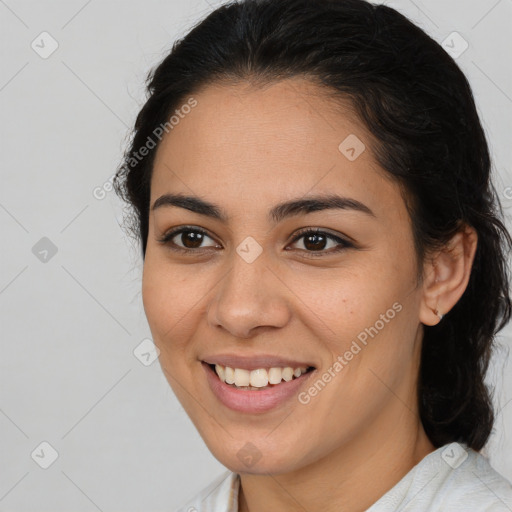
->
[211, 363, 314, 390]
[202, 362, 316, 413]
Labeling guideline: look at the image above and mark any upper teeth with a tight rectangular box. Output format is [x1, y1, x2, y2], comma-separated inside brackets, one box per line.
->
[215, 364, 309, 387]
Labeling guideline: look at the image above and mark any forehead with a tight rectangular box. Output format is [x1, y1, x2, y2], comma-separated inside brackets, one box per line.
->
[153, 78, 365, 170]
[150, 78, 405, 222]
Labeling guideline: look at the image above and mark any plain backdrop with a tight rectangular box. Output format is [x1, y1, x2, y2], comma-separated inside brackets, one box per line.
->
[1, 0, 511, 510]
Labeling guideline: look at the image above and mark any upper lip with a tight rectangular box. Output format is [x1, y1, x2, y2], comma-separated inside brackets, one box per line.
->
[201, 354, 316, 371]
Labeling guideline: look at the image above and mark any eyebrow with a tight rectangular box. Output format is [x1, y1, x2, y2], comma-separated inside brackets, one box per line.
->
[151, 192, 375, 223]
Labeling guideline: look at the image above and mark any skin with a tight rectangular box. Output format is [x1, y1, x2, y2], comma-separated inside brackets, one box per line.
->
[142, 78, 478, 512]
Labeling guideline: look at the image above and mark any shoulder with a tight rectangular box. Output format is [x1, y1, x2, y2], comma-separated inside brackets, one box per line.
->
[412, 442, 512, 511]
[175, 470, 240, 512]
[368, 442, 512, 511]
[444, 445, 512, 511]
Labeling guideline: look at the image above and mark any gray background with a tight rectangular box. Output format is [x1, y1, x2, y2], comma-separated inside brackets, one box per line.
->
[1, 0, 511, 510]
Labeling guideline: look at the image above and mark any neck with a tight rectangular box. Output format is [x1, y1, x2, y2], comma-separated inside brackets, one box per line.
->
[239, 422, 434, 512]
[238, 379, 435, 512]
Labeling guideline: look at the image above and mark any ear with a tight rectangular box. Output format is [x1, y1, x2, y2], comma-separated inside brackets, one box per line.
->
[419, 224, 478, 326]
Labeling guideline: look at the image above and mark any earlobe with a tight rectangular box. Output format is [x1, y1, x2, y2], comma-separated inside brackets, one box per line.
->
[419, 226, 478, 326]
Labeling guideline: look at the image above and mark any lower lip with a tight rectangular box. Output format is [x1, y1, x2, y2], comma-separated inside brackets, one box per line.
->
[202, 362, 315, 413]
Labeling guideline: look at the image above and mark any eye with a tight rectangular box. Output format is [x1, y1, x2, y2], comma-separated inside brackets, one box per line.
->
[287, 228, 354, 257]
[157, 226, 220, 253]
[157, 226, 354, 257]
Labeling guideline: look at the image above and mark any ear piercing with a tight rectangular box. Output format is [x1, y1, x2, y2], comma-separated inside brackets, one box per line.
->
[434, 308, 443, 321]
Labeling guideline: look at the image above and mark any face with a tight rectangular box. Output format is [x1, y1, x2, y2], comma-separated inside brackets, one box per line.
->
[142, 78, 426, 475]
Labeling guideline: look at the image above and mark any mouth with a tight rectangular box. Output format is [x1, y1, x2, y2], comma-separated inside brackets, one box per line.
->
[205, 362, 316, 391]
[201, 360, 317, 413]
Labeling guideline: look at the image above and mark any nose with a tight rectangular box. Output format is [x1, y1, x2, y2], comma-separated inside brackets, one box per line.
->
[207, 252, 291, 338]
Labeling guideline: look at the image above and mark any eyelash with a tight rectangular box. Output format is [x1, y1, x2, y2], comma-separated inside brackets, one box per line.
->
[157, 226, 354, 258]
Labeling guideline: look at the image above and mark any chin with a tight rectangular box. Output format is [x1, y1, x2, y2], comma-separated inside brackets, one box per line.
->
[203, 438, 309, 476]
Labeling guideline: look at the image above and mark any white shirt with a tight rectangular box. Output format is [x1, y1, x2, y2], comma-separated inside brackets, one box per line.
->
[175, 442, 512, 511]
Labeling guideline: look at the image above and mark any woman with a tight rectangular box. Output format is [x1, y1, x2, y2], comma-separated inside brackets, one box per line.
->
[114, 0, 512, 510]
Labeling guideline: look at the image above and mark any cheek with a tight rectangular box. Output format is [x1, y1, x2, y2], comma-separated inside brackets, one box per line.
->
[288, 263, 403, 340]
[306, 260, 417, 381]
[141, 258, 199, 352]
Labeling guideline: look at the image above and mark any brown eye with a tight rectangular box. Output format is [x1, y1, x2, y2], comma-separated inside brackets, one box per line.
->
[288, 228, 353, 257]
[176, 230, 206, 249]
[158, 227, 220, 252]
[300, 231, 329, 251]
